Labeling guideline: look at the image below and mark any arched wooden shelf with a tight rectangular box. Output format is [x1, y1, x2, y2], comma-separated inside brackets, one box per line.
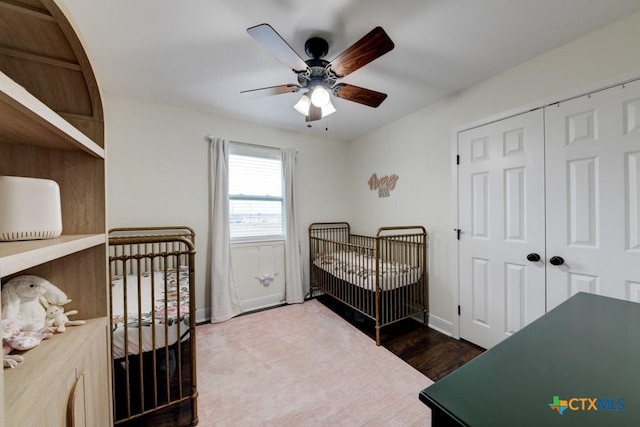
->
[0, 0, 104, 146]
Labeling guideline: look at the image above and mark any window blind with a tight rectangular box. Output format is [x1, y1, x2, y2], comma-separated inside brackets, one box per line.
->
[228, 151, 284, 241]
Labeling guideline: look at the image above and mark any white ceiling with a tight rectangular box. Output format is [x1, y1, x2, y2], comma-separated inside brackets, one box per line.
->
[63, 0, 640, 141]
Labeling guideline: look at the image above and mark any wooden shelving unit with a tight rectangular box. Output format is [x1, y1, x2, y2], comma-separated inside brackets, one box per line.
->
[0, 71, 104, 157]
[0, 234, 105, 277]
[0, 0, 111, 425]
[3, 319, 109, 426]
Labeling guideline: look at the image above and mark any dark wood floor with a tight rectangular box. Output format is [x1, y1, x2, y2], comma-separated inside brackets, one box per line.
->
[317, 295, 485, 381]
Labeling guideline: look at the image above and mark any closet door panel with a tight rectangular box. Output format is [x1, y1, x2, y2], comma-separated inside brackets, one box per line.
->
[458, 110, 546, 349]
[545, 80, 640, 309]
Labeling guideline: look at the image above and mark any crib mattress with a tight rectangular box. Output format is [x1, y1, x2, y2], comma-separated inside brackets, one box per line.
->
[111, 266, 190, 360]
[313, 251, 422, 291]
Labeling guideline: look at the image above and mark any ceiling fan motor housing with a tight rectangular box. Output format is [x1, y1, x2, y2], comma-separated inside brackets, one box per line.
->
[298, 36, 335, 90]
[304, 36, 329, 59]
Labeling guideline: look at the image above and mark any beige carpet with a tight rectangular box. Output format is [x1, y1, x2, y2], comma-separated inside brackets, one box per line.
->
[196, 300, 433, 426]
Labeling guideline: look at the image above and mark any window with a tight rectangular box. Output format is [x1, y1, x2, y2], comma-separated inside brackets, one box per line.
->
[228, 144, 284, 242]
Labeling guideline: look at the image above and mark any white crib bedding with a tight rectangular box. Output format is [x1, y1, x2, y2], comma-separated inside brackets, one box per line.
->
[110, 266, 190, 360]
[313, 251, 422, 291]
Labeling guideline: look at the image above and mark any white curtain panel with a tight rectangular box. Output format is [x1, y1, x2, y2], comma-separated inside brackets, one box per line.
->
[208, 137, 242, 323]
[282, 148, 305, 303]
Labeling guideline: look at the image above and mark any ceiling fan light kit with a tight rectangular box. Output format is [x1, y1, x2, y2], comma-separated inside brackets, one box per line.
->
[320, 102, 336, 117]
[294, 92, 336, 119]
[243, 23, 394, 125]
[310, 86, 330, 107]
[293, 94, 311, 115]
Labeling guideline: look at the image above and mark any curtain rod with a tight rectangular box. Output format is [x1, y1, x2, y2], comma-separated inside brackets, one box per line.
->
[204, 135, 280, 152]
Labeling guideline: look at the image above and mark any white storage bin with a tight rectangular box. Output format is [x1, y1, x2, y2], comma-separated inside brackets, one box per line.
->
[0, 176, 63, 241]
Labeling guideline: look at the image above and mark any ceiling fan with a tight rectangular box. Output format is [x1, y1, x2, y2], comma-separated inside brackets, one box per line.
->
[241, 23, 394, 123]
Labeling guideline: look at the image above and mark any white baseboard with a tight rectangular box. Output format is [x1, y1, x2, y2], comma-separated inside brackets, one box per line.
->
[198, 302, 455, 338]
[196, 294, 286, 324]
[197, 294, 285, 324]
[241, 294, 285, 313]
[428, 313, 453, 336]
[196, 308, 210, 324]
[407, 312, 453, 337]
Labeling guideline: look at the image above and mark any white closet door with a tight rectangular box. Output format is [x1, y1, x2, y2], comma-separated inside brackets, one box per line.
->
[458, 110, 546, 349]
[545, 80, 640, 309]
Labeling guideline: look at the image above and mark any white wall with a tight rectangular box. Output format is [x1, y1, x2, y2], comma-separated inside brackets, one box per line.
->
[105, 11, 640, 331]
[231, 241, 285, 312]
[104, 94, 351, 321]
[348, 11, 640, 335]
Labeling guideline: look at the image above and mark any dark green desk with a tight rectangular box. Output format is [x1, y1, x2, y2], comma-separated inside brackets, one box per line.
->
[419, 293, 640, 426]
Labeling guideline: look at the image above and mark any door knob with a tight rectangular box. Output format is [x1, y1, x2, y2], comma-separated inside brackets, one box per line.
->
[526, 253, 540, 262]
[549, 256, 565, 266]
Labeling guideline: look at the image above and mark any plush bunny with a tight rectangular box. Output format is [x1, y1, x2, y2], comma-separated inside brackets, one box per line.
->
[0, 318, 52, 368]
[2, 343, 24, 369]
[1, 275, 70, 333]
[1, 319, 24, 369]
[40, 298, 86, 333]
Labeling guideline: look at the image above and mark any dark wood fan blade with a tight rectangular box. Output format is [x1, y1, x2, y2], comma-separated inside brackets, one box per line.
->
[329, 26, 394, 78]
[247, 24, 309, 73]
[306, 105, 322, 122]
[334, 83, 387, 107]
[240, 84, 302, 97]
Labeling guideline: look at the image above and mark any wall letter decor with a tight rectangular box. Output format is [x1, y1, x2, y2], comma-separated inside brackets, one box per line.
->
[368, 173, 399, 198]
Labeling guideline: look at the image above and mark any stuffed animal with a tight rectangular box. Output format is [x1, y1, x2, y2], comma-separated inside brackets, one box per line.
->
[1, 275, 69, 333]
[1, 319, 24, 369]
[1, 276, 67, 368]
[40, 299, 86, 333]
[0, 319, 52, 368]
[2, 343, 24, 369]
